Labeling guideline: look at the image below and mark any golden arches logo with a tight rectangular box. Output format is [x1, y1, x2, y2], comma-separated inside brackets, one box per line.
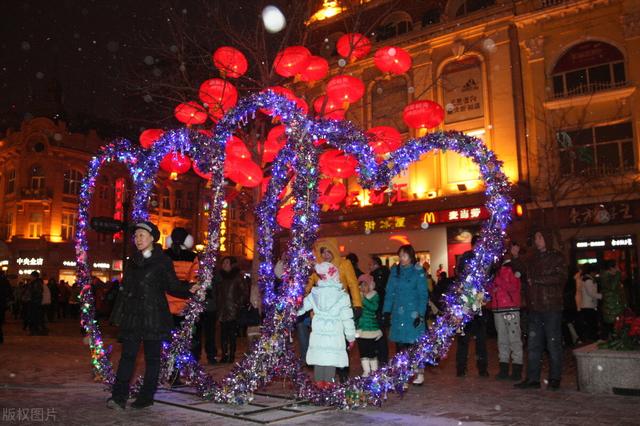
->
[422, 211, 436, 224]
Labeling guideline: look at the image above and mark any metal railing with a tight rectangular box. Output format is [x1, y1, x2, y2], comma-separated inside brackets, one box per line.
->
[20, 187, 53, 200]
[552, 80, 628, 100]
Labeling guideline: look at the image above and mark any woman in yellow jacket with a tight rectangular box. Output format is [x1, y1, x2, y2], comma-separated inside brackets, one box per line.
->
[299, 238, 362, 382]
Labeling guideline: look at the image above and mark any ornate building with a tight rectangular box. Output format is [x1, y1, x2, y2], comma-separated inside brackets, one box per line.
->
[303, 0, 639, 307]
[0, 117, 252, 282]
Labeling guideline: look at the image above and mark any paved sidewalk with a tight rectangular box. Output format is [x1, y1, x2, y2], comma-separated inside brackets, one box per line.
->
[1, 318, 639, 425]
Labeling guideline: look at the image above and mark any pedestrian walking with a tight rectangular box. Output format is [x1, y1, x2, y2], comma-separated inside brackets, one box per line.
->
[0, 270, 12, 344]
[516, 229, 567, 391]
[382, 244, 429, 386]
[214, 256, 247, 363]
[298, 261, 356, 388]
[107, 221, 198, 410]
[490, 259, 523, 381]
[455, 236, 489, 378]
[355, 274, 382, 377]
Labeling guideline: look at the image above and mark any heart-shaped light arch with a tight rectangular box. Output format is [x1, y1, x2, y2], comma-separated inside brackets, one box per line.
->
[76, 92, 512, 408]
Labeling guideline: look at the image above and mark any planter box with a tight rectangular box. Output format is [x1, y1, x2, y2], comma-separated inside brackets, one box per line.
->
[573, 343, 640, 395]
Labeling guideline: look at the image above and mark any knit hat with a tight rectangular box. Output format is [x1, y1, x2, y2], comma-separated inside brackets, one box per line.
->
[133, 221, 160, 242]
[166, 227, 194, 249]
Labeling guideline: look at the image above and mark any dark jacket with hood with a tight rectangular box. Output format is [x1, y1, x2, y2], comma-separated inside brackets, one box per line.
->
[110, 244, 192, 341]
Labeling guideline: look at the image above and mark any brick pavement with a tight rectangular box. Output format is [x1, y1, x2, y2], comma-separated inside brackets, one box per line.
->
[1, 318, 639, 425]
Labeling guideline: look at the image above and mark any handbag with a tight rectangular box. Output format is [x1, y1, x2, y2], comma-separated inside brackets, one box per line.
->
[238, 304, 260, 327]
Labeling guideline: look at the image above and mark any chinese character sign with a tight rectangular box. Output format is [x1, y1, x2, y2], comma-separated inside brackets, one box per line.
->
[442, 57, 484, 124]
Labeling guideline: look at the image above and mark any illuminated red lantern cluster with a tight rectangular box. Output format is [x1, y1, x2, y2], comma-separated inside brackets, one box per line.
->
[367, 126, 403, 155]
[403, 100, 445, 129]
[336, 33, 371, 61]
[174, 102, 207, 125]
[313, 95, 346, 120]
[319, 149, 357, 178]
[212, 46, 248, 79]
[139, 129, 164, 149]
[160, 152, 191, 175]
[300, 56, 329, 82]
[374, 46, 412, 75]
[273, 46, 311, 78]
[317, 179, 347, 205]
[326, 75, 365, 107]
[198, 79, 238, 121]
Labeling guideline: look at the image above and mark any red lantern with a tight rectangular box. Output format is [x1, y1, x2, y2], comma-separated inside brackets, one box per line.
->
[313, 95, 346, 120]
[374, 46, 412, 75]
[317, 179, 347, 205]
[263, 139, 281, 163]
[225, 136, 251, 160]
[403, 100, 445, 129]
[212, 46, 248, 78]
[300, 56, 329, 82]
[174, 102, 207, 125]
[273, 46, 311, 78]
[160, 152, 191, 175]
[326, 75, 365, 107]
[139, 129, 164, 149]
[336, 33, 371, 61]
[226, 158, 263, 188]
[192, 161, 212, 180]
[319, 149, 357, 178]
[367, 126, 403, 154]
[267, 125, 287, 147]
[277, 204, 294, 229]
[198, 79, 238, 120]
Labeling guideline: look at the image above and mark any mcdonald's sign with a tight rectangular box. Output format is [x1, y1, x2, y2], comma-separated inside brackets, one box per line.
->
[422, 211, 437, 224]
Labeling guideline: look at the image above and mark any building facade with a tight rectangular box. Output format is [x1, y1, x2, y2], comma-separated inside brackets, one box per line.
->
[0, 117, 253, 283]
[302, 0, 639, 307]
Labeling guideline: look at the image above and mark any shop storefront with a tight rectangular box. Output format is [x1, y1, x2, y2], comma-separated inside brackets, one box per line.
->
[316, 196, 504, 278]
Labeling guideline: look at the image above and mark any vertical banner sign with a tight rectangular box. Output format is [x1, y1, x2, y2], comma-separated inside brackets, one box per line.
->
[220, 204, 228, 252]
[113, 178, 125, 242]
[442, 57, 484, 124]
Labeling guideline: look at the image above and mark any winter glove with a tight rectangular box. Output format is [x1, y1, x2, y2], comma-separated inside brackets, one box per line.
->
[353, 307, 362, 320]
[413, 315, 424, 328]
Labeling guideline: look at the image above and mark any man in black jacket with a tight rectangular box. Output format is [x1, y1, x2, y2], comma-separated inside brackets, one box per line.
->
[0, 270, 12, 343]
[27, 271, 45, 336]
[368, 256, 390, 364]
[108, 221, 198, 410]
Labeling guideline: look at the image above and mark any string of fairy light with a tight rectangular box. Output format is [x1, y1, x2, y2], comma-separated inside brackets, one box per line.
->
[75, 91, 512, 408]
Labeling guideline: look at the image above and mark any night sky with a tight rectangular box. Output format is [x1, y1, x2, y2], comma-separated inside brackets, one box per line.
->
[2, 1, 175, 136]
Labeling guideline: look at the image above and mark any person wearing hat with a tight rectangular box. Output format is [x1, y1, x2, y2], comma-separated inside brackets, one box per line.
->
[108, 221, 199, 410]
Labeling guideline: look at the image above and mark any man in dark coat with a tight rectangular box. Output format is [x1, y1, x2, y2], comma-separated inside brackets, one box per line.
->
[455, 235, 489, 377]
[516, 229, 567, 391]
[27, 271, 45, 336]
[108, 221, 197, 410]
[0, 270, 12, 343]
[368, 255, 390, 364]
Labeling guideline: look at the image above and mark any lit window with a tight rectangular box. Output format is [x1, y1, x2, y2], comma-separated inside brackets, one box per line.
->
[551, 41, 625, 99]
[557, 122, 635, 176]
[30, 165, 45, 190]
[63, 169, 84, 195]
[6, 169, 16, 194]
[28, 213, 43, 238]
[61, 212, 78, 241]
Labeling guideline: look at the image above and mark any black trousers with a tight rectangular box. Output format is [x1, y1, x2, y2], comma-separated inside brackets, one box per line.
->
[220, 320, 238, 359]
[28, 302, 43, 334]
[192, 311, 217, 362]
[578, 308, 599, 342]
[376, 329, 389, 364]
[456, 316, 488, 373]
[112, 339, 162, 401]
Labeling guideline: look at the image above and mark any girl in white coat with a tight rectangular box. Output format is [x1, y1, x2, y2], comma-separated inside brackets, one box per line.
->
[298, 262, 356, 387]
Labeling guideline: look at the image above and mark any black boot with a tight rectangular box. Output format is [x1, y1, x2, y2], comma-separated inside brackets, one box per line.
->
[514, 379, 540, 389]
[228, 340, 236, 364]
[496, 362, 509, 380]
[510, 364, 523, 381]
